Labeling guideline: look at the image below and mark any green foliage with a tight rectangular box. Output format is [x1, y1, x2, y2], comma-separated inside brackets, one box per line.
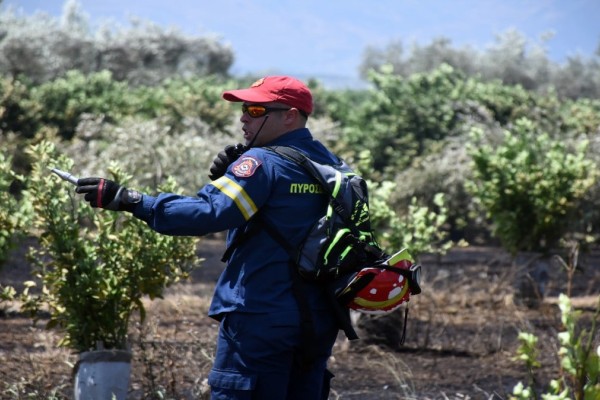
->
[1, 20, 600, 258]
[390, 136, 474, 239]
[0, 142, 30, 310]
[26, 70, 132, 139]
[337, 63, 550, 174]
[131, 75, 239, 133]
[344, 64, 468, 172]
[512, 332, 542, 399]
[347, 149, 452, 258]
[20, 140, 200, 352]
[369, 181, 452, 258]
[464, 78, 535, 126]
[555, 295, 600, 400]
[1, 70, 239, 152]
[311, 83, 368, 122]
[466, 118, 597, 254]
[64, 115, 234, 194]
[511, 294, 600, 400]
[516, 332, 541, 370]
[0, 75, 37, 136]
[559, 98, 600, 136]
[359, 32, 600, 100]
[0, 150, 32, 265]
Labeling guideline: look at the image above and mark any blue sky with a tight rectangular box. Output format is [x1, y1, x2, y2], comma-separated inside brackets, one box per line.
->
[3, 0, 600, 86]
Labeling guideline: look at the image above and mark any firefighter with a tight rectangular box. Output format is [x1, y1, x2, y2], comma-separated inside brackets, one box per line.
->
[76, 76, 340, 400]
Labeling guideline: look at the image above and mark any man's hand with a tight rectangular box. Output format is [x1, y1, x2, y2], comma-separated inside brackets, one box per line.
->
[76, 177, 141, 212]
[208, 144, 246, 180]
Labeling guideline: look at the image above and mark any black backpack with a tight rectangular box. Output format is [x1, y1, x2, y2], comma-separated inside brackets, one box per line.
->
[222, 146, 421, 342]
[266, 146, 383, 281]
[263, 146, 421, 326]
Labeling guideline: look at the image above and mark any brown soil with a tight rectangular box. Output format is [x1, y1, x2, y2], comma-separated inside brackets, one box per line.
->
[1, 238, 599, 399]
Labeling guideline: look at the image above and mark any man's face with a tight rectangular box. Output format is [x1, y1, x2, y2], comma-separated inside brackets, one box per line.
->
[240, 102, 291, 147]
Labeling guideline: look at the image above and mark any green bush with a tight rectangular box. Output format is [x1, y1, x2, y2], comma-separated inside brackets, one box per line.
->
[343, 64, 469, 173]
[465, 78, 534, 126]
[0, 75, 38, 137]
[337, 63, 539, 176]
[370, 185, 452, 258]
[466, 118, 597, 254]
[511, 294, 600, 400]
[63, 115, 235, 194]
[20, 140, 200, 352]
[146, 76, 239, 134]
[0, 150, 32, 265]
[25, 70, 132, 140]
[559, 98, 600, 136]
[390, 135, 476, 241]
[20, 72, 242, 141]
[352, 151, 452, 258]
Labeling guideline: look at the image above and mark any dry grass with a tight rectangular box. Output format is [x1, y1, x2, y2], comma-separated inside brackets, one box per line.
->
[2, 244, 600, 399]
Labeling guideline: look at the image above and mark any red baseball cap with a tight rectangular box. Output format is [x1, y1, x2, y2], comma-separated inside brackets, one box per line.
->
[222, 76, 313, 115]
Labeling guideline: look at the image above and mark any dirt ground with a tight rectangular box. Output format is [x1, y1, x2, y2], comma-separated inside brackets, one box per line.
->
[1, 237, 599, 400]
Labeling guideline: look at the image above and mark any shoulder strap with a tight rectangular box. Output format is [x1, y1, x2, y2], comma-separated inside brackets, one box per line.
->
[259, 214, 359, 341]
[221, 146, 328, 263]
[265, 146, 334, 194]
[266, 146, 353, 223]
[220, 220, 259, 262]
[224, 147, 361, 341]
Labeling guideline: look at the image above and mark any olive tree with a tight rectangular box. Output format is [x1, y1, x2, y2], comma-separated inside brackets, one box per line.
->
[0, 0, 234, 84]
[359, 30, 600, 100]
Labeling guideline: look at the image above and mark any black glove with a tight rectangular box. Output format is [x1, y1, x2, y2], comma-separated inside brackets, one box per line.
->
[76, 177, 142, 212]
[208, 144, 246, 180]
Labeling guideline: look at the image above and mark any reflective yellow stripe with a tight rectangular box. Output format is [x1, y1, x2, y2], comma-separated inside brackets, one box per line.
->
[212, 177, 258, 220]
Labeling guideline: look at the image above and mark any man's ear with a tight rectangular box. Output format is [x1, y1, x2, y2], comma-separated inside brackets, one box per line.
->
[284, 108, 302, 125]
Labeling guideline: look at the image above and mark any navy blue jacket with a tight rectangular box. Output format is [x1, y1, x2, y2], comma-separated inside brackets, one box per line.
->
[133, 128, 340, 320]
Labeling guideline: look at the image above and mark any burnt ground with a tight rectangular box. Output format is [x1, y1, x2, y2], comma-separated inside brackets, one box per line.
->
[1, 237, 599, 400]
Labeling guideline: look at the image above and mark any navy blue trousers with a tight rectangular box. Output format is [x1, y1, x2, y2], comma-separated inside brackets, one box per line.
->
[208, 310, 338, 400]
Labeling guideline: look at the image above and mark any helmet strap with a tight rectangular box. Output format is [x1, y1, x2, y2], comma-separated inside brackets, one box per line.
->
[247, 115, 269, 148]
[400, 306, 409, 345]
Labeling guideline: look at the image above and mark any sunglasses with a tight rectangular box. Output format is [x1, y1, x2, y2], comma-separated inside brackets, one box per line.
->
[242, 104, 291, 118]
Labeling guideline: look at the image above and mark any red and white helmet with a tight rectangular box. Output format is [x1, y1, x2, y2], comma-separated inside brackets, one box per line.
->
[337, 249, 421, 315]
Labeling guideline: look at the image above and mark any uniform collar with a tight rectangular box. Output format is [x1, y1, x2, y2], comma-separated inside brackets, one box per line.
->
[262, 128, 313, 147]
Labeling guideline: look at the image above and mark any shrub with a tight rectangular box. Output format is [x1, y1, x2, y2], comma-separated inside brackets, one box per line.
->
[25, 70, 132, 140]
[20, 140, 200, 351]
[144, 76, 238, 133]
[511, 294, 600, 400]
[344, 64, 469, 173]
[63, 115, 236, 194]
[391, 135, 477, 242]
[466, 118, 597, 254]
[346, 149, 453, 258]
[0, 150, 31, 265]
[370, 185, 452, 259]
[559, 98, 600, 136]
[0, 75, 37, 137]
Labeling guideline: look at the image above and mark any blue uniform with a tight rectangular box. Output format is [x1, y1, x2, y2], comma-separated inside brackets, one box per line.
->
[133, 128, 339, 399]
